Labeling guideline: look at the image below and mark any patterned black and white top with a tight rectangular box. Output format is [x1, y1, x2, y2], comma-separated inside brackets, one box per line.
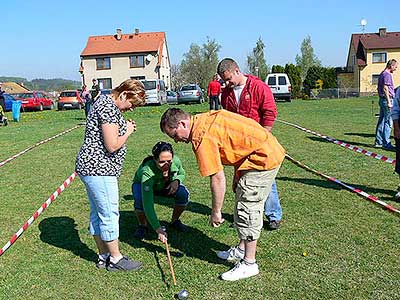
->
[75, 95, 127, 177]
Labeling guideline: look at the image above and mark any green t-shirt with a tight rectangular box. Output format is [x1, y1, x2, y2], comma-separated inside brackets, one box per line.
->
[133, 155, 185, 230]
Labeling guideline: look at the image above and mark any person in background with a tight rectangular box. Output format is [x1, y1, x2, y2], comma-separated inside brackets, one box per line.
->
[0, 83, 5, 113]
[91, 78, 101, 101]
[375, 59, 398, 150]
[207, 74, 222, 110]
[75, 79, 146, 272]
[217, 58, 282, 230]
[132, 141, 189, 241]
[81, 85, 92, 117]
[391, 86, 400, 199]
[160, 108, 285, 281]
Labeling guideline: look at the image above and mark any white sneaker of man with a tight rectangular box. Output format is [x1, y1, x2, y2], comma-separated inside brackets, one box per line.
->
[395, 191, 400, 200]
[220, 260, 259, 281]
[216, 246, 244, 262]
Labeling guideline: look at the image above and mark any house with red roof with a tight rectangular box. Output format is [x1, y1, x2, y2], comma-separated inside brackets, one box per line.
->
[340, 28, 400, 95]
[80, 28, 171, 89]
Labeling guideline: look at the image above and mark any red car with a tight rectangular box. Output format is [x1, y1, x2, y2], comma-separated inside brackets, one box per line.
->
[12, 91, 54, 111]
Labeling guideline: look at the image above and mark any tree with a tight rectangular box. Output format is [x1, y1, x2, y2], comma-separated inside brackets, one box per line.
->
[247, 37, 269, 81]
[180, 37, 221, 90]
[170, 63, 185, 91]
[303, 66, 338, 96]
[200, 37, 221, 88]
[271, 65, 285, 73]
[284, 63, 302, 98]
[295, 35, 321, 83]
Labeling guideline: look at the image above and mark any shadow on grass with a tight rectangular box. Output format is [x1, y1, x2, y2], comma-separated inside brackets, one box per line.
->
[344, 132, 375, 138]
[307, 136, 375, 149]
[119, 210, 230, 267]
[39, 216, 97, 263]
[278, 176, 396, 196]
[122, 194, 234, 223]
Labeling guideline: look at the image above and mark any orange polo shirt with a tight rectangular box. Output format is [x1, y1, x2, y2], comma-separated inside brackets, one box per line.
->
[189, 110, 285, 177]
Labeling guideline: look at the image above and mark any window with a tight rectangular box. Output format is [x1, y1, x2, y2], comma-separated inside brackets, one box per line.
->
[352, 55, 356, 66]
[278, 76, 287, 85]
[372, 74, 380, 85]
[96, 57, 111, 70]
[160, 80, 165, 90]
[267, 77, 276, 86]
[60, 91, 77, 97]
[98, 78, 112, 89]
[372, 52, 387, 63]
[130, 55, 145, 68]
[131, 76, 145, 80]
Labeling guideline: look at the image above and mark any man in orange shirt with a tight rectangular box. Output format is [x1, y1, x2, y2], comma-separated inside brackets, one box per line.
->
[160, 108, 285, 281]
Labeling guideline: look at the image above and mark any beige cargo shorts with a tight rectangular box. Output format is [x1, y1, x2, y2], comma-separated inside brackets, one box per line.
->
[234, 167, 280, 240]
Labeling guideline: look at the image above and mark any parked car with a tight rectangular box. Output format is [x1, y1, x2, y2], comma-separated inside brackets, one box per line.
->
[12, 91, 54, 111]
[166, 90, 178, 104]
[265, 73, 292, 102]
[139, 79, 167, 105]
[58, 90, 83, 110]
[177, 84, 204, 104]
[4, 93, 17, 111]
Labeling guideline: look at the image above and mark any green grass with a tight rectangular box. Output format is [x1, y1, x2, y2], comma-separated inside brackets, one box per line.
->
[0, 98, 399, 300]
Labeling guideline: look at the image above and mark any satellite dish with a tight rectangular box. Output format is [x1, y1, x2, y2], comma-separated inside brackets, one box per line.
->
[146, 54, 154, 62]
[360, 19, 367, 26]
[360, 18, 367, 34]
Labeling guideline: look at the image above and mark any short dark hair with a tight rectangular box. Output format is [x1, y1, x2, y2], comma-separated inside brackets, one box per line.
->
[160, 108, 190, 133]
[217, 58, 239, 75]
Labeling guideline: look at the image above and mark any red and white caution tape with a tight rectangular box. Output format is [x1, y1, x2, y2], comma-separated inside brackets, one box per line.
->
[285, 154, 400, 215]
[0, 125, 81, 168]
[0, 172, 77, 257]
[278, 119, 395, 165]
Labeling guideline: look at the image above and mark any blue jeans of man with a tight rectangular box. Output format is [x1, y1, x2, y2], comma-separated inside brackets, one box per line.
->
[375, 97, 393, 147]
[264, 180, 282, 221]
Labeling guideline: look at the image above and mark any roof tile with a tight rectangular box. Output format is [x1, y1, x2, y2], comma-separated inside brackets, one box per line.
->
[81, 31, 166, 57]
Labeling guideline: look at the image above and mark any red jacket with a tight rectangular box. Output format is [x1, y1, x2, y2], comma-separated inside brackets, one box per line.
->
[221, 75, 276, 128]
[207, 80, 221, 96]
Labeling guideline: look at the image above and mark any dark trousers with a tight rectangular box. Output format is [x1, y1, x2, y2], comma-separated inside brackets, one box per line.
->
[0, 97, 5, 112]
[395, 120, 400, 175]
[209, 95, 220, 110]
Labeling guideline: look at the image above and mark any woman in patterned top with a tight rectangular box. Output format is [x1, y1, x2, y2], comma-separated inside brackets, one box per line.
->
[132, 141, 190, 241]
[76, 78, 145, 272]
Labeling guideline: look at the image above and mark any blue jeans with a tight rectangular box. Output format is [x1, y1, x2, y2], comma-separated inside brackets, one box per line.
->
[132, 182, 190, 211]
[80, 175, 120, 241]
[264, 180, 282, 222]
[375, 97, 393, 147]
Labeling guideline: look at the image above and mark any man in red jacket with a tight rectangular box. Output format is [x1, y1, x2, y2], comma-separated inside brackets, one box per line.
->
[207, 74, 222, 110]
[217, 58, 283, 230]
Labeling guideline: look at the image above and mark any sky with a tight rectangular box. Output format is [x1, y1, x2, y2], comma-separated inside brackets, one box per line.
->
[1, 0, 399, 81]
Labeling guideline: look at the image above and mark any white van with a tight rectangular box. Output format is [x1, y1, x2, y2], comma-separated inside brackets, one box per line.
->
[266, 73, 292, 102]
[139, 79, 167, 105]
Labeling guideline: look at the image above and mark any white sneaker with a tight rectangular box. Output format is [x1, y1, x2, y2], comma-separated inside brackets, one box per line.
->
[220, 261, 259, 281]
[395, 191, 400, 200]
[216, 246, 244, 262]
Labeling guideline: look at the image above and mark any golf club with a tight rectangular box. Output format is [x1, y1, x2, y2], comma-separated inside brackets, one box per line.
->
[164, 241, 177, 285]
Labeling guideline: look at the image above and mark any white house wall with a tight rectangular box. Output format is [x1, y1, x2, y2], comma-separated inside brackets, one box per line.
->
[81, 52, 171, 88]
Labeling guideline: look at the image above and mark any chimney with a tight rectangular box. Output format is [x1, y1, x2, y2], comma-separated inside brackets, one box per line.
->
[379, 27, 386, 37]
[116, 28, 122, 40]
[134, 28, 139, 35]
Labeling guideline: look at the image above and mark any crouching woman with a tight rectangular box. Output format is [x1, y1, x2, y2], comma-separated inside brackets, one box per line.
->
[132, 141, 189, 241]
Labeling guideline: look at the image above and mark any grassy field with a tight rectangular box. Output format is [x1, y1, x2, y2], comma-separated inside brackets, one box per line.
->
[0, 97, 399, 300]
